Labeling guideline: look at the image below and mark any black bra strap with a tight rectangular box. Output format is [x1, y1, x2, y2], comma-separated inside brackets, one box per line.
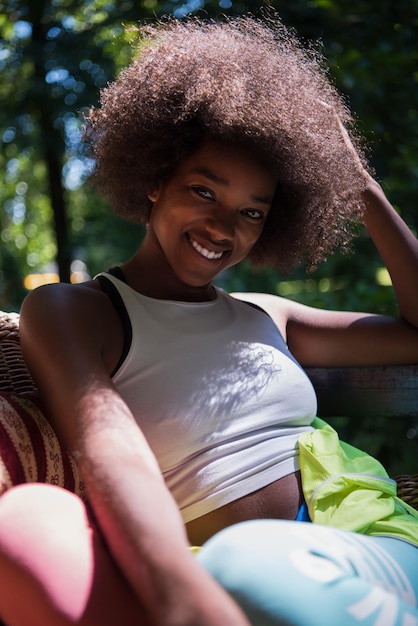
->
[107, 266, 127, 282]
[96, 273, 133, 377]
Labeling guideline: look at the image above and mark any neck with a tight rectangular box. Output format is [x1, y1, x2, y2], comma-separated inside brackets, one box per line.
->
[120, 253, 216, 302]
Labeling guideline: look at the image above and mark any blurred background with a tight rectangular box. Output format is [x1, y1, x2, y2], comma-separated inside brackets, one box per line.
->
[1, 0, 417, 473]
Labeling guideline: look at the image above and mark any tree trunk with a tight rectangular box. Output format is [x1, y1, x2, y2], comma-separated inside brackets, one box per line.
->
[28, 2, 72, 283]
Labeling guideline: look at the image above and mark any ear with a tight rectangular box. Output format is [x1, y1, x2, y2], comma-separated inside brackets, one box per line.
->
[147, 185, 161, 203]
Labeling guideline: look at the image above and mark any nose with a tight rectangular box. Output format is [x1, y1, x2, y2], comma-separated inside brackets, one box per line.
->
[204, 210, 236, 242]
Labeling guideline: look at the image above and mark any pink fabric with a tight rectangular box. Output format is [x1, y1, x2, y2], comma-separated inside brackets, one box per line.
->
[0, 484, 146, 625]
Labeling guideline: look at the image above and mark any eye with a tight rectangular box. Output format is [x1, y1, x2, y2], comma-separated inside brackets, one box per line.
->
[242, 208, 265, 221]
[191, 186, 215, 200]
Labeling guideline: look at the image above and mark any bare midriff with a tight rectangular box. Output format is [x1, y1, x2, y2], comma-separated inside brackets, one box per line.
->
[185, 470, 303, 546]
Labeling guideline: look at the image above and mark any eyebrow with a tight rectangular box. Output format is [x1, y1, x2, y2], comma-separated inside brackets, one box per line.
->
[190, 167, 273, 205]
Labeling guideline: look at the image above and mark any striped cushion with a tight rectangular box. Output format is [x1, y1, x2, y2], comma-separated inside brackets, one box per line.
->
[0, 392, 85, 499]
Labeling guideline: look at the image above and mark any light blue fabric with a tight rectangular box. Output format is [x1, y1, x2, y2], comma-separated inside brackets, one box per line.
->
[197, 519, 418, 626]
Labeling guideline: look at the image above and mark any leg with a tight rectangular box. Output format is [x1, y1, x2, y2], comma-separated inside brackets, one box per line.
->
[0, 484, 147, 626]
[197, 520, 418, 626]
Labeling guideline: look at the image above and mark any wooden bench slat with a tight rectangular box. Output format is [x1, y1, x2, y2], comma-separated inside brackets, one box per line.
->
[306, 365, 418, 418]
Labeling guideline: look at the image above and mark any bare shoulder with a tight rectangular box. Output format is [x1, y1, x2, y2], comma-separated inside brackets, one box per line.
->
[20, 279, 124, 375]
[22, 278, 100, 306]
[21, 279, 109, 334]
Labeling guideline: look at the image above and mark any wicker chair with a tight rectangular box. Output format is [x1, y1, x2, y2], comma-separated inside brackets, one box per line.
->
[0, 311, 36, 395]
[0, 310, 417, 510]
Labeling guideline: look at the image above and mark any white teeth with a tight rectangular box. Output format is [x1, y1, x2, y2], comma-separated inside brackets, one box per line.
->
[190, 237, 223, 260]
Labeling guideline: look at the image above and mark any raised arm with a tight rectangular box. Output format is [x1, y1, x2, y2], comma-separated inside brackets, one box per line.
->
[362, 177, 418, 328]
[288, 177, 418, 367]
[233, 118, 418, 368]
[19, 283, 250, 626]
[335, 107, 418, 328]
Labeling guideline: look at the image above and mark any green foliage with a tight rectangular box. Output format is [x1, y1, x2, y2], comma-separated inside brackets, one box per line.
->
[0, 0, 162, 293]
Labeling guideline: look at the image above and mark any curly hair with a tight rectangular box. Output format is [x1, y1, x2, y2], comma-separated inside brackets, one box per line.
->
[85, 13, 371, 272]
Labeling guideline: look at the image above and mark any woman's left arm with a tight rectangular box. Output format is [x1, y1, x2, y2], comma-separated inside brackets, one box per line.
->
[362, 177, 418, 328]
[282, 179, 418, 367]
[332, 105, 418, 329]
[234, 165, 418, 367]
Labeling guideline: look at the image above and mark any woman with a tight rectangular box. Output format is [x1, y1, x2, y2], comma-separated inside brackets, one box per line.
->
[0, 14, 417, 626]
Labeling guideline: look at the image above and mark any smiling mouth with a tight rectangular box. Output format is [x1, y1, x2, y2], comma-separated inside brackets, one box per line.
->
[189, 235, 225, 260]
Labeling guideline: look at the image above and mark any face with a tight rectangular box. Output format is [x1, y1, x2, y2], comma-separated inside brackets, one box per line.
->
[143, 139, 277, 297]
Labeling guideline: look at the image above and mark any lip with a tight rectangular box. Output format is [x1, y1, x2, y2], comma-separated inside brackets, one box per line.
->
[187, 234, 229, 262]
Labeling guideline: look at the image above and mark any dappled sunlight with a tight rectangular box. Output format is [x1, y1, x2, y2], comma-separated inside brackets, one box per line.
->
[188, 341, 281, 420]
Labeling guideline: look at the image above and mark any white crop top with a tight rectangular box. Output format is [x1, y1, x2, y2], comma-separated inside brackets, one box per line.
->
[98, 272, 317, 523]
